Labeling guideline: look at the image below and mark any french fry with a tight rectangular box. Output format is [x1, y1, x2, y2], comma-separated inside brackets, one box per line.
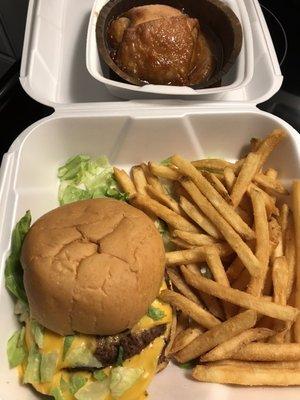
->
[166, 245, 233, 266]
[269, 217, 282, 253]
[201, 328, 274, 362]
[174, 310, 257, 362]
[232, 268, 250, 291]
[231, 153, 261, 208]
[180, 179, 260, 277]
[191, 159, 235, 172]
[192, 364, 300, 386]
[159, 289, 220, 329]
[255, 129, 286, 171]
[250, 137, 262, 152]
[202, 171, 231, 203]
[172, 230, 218, 246]
[254, 173, 289, 195]
[141, 163, 165, 195]
[170, 327, 203, 354]
[149, 162, 180, 180]
[273, 256, 289, 305]
[170, 238, 193, 249]
[183, 264, 225, 321]
[167, 268, 203, 306]
[293, 181, 300, 342]
[146, 184, 181, 214]
[131, 165, 148, 195]
[133, 194, 198, 232]
[223, 167, 236, 192]
[113, 167, 136, 197]
[179, 196, 222, 239]
[247, 189, 270, 296]
[247, 183, 279, 218]
[280, 204, 289, 253]
[164, 310, 177, 356]
[205, 246, 229, 287]
[226, 257, 244, 283]
[209, 359, 300, 369]
[175, 312, 189, 336]
[232, 343, 300, 361]
[265, 168, 278, 180]
[286, 216, 296, 299]
[172, 155, 255, 240]
[182, 267, 299, 322]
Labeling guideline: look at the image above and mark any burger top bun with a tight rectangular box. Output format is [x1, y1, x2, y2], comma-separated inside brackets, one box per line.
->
[21, 198, 165, 336]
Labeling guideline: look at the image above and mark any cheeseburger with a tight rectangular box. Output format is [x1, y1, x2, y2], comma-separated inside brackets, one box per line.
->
[15, 198, 172, 399]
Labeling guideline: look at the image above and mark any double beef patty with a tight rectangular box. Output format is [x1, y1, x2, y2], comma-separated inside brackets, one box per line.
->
[95, 324, 166, 367]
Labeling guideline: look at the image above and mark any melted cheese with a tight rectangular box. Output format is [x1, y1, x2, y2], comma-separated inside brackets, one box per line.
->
[21, 292, 172, 400]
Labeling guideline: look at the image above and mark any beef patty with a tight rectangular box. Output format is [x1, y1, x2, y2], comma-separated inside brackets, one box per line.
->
[94, 324, 166, 367]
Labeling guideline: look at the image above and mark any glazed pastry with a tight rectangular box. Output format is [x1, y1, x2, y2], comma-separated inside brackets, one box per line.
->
[108, 4, 216, 86]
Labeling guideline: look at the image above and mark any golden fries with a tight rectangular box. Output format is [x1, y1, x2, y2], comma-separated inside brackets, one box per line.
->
[247, 188, 270, 296]
[166, 244, 232, 266]
[174, 310, 257, 363]
[113, 167, 136, 197]
[120, 129, 300, 388]
[293, 180, 300, 342]
[180, 179, 260, 276]
[254, 173, 289, 195]
[172, 155, 255, 240]
[172, 230, 218, 246]
[179, 196, 221, 239]
[170, 327, 203, 354]
[146, 184, 181, 214]
[201, 328, 274, 362]
[255, 129, 286, 171]
[231, 153, 261, 207]
[193, 364, 300, 386]
[182, 267, 299, 322]
[191, 158, 236, 172]
[205, 246, 229, 287]
[167, 268, 202, 306]
[131, 165, 148, 194]
[159, 289, 220, 329]
[133, 194, 198, 232]
[232, 343, 300, 361]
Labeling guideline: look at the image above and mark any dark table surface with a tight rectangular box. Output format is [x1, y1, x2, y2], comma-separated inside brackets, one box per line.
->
[0, 0, 299, 159]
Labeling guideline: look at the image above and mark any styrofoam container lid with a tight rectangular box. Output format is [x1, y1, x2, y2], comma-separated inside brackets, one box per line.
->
[86, 0, 254, 99]
[20, 0, 282, 107]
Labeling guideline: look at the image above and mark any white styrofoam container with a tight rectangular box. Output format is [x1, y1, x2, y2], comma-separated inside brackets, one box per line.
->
[86, 0, 254, 99]
[0, 0, 298, 399]
[0, 107, 300, 400]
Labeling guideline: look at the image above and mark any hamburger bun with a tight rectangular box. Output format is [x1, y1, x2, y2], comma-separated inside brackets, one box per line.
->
[21, 198, 165, 336]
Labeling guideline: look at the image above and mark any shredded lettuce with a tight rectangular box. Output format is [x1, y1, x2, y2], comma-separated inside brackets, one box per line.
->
[23, 344, 41, 384]
[62, 335, 75, 360]
[64, 345, 102, 369]
[93, 370, 107, 382]
[69, 374, 88, 395]
[74, 380, 109, 400]
[14, 300, 29, 323]
[110, 367, 144, 398]
[58, 155, 128, 205]
[51, 387, 65, 400]
[40, 352, 58, 382]
[30, 319, 44, 349]
[147, 306, 165, 321]
[7, 327, 27, 368]
[5, 211, 31, 303]
[116, 346, 124, 366]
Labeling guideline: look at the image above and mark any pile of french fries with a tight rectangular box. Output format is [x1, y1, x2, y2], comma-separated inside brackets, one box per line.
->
[114, 129, 300, 386]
